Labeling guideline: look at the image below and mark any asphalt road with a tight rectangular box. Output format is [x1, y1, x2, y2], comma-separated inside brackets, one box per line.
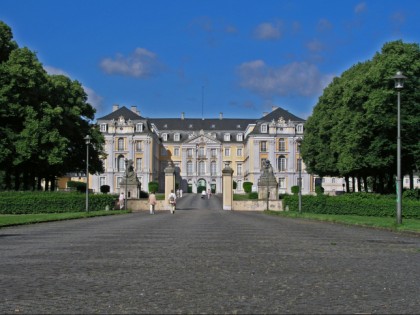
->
[1, 195, 419, 314]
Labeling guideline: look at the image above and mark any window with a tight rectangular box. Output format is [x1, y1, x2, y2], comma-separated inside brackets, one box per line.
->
[211, 161, 217, 176]
[161, 147, 167, 156]
[162, 133, 168, 141]
[174, 133, 180, 141]
[187, 161, 193, 175]
[198, 161, 205, 175]
[198, 147, 205, 157]
[136, 158, 142, 171]
[332, 178, 336, 184]
[100, 177, 106, 187]
[224, 148, 231, 156]
[237, 164, 242, 176]
[136, 123, 143, 132]
[279, 177, 286, 189]
[136, 141, 142, 152]
[224, 133, 231, 141]
[278, 138, 286, 151]
[236, 133, 243, 141]
[211, 148, 217, 157]
[237, 148, 242, 156]
[174, 147, 180, 156]
[116, 176, 123, 188]
[117, 155, 125, 172]
[100, 124, 107, 132]
[118, 138, 124, 151]
[260, 141, 267, 152]
[278, 155, 286, 172]
[237, 180, 242, 191]
[187, 148, 194, 157]
[296, 124, 303, 133]
[261, 124, 268, 133]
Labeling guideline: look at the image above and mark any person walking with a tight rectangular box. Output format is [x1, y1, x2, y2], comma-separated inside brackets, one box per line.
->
[168, 189, 176, 214]
[148, 191, 157, 214]
[119, 192, 125, 210]
[207, 188, 211, 199]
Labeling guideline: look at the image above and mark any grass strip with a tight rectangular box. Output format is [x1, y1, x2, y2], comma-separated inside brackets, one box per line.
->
[0, 210, 130, 228]
[266, 210, 420, 234]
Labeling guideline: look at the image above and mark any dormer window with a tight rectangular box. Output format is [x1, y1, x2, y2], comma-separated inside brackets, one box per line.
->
[261, 124, 268, 133]
[163, 124, 168, 129]
[162, 133, 168, 141]
[174, 133, 180, 141]
[189, 124, 193, 128]
[237, 124, 241, 129]
[100, 124, 107, 132]
[296, 124, 303, 133]
[211, 124, 216, 129]
[224, 133, 230, 141]
[236, 133, 243, 141]
[136, 123, 143, 132]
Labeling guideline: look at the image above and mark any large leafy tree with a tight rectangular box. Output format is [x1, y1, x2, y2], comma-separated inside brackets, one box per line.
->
[301, 40, 420, 193]
[0, 21, 104, 190]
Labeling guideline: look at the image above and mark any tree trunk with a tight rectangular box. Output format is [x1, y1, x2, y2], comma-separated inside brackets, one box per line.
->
[363, 175, 368, 192]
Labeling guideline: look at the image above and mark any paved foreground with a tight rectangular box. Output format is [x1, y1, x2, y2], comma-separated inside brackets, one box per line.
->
[1, 208, 419, 314]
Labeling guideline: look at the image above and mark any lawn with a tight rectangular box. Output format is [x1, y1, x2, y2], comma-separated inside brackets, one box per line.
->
[266, 210, 420, 234]
[0, 210, 130, 227]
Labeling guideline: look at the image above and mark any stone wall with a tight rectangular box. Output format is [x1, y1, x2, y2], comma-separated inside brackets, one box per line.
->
[232, 200, 283, 211]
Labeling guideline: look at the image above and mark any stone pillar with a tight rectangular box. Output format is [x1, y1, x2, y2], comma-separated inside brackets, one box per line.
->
[164, 162, 175, 205]
[222, 162, 234, 210]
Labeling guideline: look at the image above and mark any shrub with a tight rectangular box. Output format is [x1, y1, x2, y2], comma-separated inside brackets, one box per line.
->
[100, 185, 110, 194]
[67, 180, 86, 192]
[315, 185, 325, 196]
[248, 192, 258, 199]
[148, 181, 159, 193]
[291, 185, 299, 195]
[243, 182, 253, 193]
[403, 189, 420, 200]
[233, 180, 237, 190]
[0, 191, 118, 214]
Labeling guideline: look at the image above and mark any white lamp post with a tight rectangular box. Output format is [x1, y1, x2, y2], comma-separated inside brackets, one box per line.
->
[392, 71, 407, 225]
[124, 158, 128, 210]
[84, 135, 91, 212]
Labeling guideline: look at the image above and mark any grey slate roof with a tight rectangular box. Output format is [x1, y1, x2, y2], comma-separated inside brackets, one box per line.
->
[259, 107, 305, 123]
[149, 118, 255, 132]
[97, 106, 143, 121]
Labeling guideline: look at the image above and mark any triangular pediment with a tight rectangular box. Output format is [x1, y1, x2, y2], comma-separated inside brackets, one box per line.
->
[184, 133, 220, 145]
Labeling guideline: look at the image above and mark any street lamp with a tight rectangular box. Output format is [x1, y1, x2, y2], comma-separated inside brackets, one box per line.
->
[296, 138, 303, 214]
[392, 71, 407, 225]
[84, 135, 91, 212]
[124, 158, 128, 210]
[265, 160, 270, 211]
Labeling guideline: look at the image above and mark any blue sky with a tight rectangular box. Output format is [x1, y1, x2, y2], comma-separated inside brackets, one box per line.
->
[1, 0, 419, 120]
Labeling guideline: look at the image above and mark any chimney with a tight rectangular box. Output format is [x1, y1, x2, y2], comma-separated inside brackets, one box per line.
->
[112, 104, 119, 112]
[272, 106, 278, 111]
[131, 106, 137, 114]
[219, 112, 223, 120]
[181, 112, 185, 120]
[263, 112, 268, 116]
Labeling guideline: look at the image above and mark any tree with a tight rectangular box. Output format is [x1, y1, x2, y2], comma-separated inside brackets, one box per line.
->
[302, 40, 420, 194]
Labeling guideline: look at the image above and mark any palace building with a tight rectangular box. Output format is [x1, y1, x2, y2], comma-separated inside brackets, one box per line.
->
[90, 104, 344, 196]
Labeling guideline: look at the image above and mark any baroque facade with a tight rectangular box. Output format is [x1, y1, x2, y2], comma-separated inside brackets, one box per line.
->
[90, 105, 344, 196]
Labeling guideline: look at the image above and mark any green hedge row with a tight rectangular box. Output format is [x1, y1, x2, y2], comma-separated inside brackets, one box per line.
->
[283, 193, 420, 219]
[0, 191, 119, 214]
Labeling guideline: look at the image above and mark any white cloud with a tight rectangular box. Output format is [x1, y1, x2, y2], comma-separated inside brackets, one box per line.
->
[236, 60, 332, 98]
[355, 2, 366, 14]
[44, 65, 69, 76]
[100, 48, 162, 78]
[253, 22, 282, 40]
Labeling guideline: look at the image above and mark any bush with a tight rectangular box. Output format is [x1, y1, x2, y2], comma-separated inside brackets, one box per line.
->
[248, 192, 258, 199]
[67, 180, 86, 193]
[283, 193, 420, 219]
[0, 191, 118, 214]
[100, 185, 110, 194]
[291, 186, 299, 195]
[148, 181, 159, 193]
[315, 185, 325, 196]
[403, 189, 420, 200]
[233, 180, 237, 190]
[243, 182, 253, 193]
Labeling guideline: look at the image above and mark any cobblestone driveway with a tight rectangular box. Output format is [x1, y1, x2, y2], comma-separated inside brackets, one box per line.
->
[1, 206, 419, 314]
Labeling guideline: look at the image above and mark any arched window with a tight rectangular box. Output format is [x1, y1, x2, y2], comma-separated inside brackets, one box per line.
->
[278, 138, 285, 151]
[118, 138, 124, 150]
[118, 155, 125, 172]
[198, 161, 205, 175]
[278, 155, 286, 172]
[210, 161, 217, 176]
[187, 161, 193, 175]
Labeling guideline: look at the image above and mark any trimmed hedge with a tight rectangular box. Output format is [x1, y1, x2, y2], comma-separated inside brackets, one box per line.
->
[284, 193, 420, 219]
[0, 191, 118, 214]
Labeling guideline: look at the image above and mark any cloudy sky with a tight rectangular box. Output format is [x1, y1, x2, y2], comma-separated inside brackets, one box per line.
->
[1, 0, 418, 120]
